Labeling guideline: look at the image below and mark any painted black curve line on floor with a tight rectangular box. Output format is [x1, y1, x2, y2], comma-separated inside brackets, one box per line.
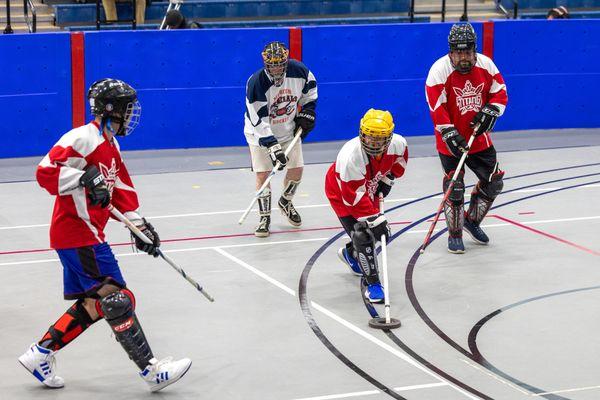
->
[467, 285, 600, 396]
[404, 177, 600, 400]
[299, 162, 600, 400]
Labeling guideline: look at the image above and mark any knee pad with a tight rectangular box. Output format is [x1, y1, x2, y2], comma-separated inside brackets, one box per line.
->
[443, 170, 465, 204]
[479, 167, 504, 200]
[98, 289, 136, 329]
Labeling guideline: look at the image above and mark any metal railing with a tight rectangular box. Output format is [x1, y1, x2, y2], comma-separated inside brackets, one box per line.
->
[4, 0, 13, 33]
[496, 0, 519, 18]
[23, 0, 36, 32]
[409, 0, 447, 22]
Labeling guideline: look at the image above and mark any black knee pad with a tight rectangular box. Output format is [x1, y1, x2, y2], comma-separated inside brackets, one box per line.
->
[443, 170, 465, 204]
[100, 289, 135, 326]
[479, 169, 504, 200]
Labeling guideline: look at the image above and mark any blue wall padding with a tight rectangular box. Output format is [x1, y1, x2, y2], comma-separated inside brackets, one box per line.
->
[83, 28, 288, 150]
[54, 0, 410, 24]
[0, 33, 72, 159]
[492, 20, 600, 131]
[301, 22, 484, 140]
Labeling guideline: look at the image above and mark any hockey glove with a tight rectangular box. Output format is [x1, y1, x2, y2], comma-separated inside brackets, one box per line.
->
[79, 165, 110, 208]
[365, 214, 391, 242]
[471, 104, 500, 136]
[267, 142, 287, 170]
[375, 174, 395, 198]
[131, 219, 160, 257]
[441, 127, 469, 158]
[294, 108, 316, 140]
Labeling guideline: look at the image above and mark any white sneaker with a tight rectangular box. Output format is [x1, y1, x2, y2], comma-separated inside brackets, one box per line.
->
[140, 357, 192, 392]
[18, 343, 64, 388]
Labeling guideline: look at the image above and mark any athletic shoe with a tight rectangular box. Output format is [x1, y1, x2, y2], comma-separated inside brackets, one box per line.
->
[464, 219, 489, 244]
[18, 343, 64, 388]
[448, 236, 465, 254]
[255, 216, 270, 238]
[337, 247, 362, 276]
[365, 283, 385, 303]
[140, 357, 192, 392]
[278, 197, 301, 227]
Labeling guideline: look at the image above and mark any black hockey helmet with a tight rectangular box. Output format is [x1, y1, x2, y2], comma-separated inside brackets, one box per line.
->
[88, 78, 141, 136]
[448, 22, 476, 52]
[448, 23, 477, 74]
[262, 41, 289, 87]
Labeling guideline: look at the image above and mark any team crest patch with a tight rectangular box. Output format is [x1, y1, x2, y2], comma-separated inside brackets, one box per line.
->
[453, 80, 484, 115]
[99, 159, 118, 194]
[269, 88, 298, 122]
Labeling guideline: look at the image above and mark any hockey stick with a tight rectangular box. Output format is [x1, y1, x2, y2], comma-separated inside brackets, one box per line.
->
[238, 127, 303, 225]
[419, 133, 477, 254]
[368, 194, 400, 329]
[109, 206, 215, 302]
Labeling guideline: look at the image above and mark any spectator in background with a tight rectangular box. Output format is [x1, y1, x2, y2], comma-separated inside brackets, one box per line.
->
[547, 6, 569, 19]
[102, 0, 146, 24]
[165, 9, 202, 29]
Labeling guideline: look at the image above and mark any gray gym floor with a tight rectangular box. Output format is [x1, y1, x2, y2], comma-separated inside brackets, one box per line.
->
[1, 129, 599, 400]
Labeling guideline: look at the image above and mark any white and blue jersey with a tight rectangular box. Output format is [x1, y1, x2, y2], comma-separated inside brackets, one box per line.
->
[244, 59, 318, 146]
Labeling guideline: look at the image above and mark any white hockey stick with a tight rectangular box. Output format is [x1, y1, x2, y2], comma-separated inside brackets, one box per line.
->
[109, 205, 215, 302]
[238, 127, 303, 225]
[379, 194, 391, 323]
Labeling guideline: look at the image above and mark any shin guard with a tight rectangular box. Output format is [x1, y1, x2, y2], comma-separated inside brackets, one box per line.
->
[351, 223, 380, 284]
[467, 166, 504, 224]
[39, 300, 97, 351]
[443, 171, 465, 238]
[99, 289, 154, 370]
[257, 187, 272, 217]
[281, 180, 301, 201]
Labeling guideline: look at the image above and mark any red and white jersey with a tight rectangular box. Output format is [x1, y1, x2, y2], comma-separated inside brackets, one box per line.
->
[325, 135, 408, 219]
[425, 53, 508, 156]
[36, 121, 141, 249]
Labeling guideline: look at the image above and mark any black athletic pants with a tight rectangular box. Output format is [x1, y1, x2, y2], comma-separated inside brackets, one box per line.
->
[439, 146, 498, 180]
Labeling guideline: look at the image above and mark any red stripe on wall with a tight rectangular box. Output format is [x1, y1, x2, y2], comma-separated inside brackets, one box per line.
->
[482, 21, 494, 59]
[70, 32, 86, 128]
[289, 27, 302, 61]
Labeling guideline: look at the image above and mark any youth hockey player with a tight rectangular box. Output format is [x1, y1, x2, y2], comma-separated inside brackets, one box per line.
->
[425, 23, 508, 253]
[18, 79, 191, 392]
[244, 41, 318, 237]
[325, 109, 408, 303]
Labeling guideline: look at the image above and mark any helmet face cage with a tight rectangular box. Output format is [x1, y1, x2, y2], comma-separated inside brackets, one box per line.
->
[121, 100, 142, 136]
[88, 79, 140, 136]
[448, 23, 477, 74]
[262, 42, 289, 87]
[360, 129, 392, 156]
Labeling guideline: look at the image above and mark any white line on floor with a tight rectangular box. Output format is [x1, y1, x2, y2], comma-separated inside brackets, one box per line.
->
[214, 248, 477, 400]
[533, 384, 600, 396]
[0, 237, 330, 267]
[290, 382, 448, 400]
[458, 358, 530, 395]
[0, 197, 419, 230]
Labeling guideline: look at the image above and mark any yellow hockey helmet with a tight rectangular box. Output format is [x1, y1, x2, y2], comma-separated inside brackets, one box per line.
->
[359, 109, 394, 156]
[262, 41, 289, 87]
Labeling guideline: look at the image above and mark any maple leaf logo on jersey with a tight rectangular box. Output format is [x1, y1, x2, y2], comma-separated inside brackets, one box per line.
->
[98, 159, 118, 194]
[453, 80, 484, 115]
[367, 171, 384, 198]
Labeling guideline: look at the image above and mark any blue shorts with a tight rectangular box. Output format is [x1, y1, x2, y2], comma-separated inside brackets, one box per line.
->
[57, 242, 126, 300]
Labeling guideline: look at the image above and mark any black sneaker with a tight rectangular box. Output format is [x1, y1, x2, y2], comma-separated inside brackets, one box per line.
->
[464, 219, 489, 244]
[448, 236, 465, 254]
[255, 216, 270, 238]
[278, 197, 302, 227]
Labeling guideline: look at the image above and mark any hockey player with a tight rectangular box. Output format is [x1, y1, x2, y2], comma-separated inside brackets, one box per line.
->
[244, 41, 318, 237]
[18, 79, 191, 392]
[425, 23, 508, 253]
[325, 109, 408, 303]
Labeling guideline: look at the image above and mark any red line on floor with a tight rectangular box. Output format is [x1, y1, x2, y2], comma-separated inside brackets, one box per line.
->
[491, 214, 600, 256]
[518, 211, 535, 215]
[0, 221, 413, 256]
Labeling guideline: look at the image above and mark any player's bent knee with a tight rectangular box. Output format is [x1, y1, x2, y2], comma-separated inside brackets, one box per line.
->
[480, 170, 504, 199]
[443, 171, 465, 204]
[98, 289, 136, 321]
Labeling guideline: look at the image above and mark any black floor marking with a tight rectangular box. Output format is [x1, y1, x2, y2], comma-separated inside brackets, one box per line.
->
[299, 162, 600, 400]
[467, 284, 600, 394]
[404, 177, 600, 400]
